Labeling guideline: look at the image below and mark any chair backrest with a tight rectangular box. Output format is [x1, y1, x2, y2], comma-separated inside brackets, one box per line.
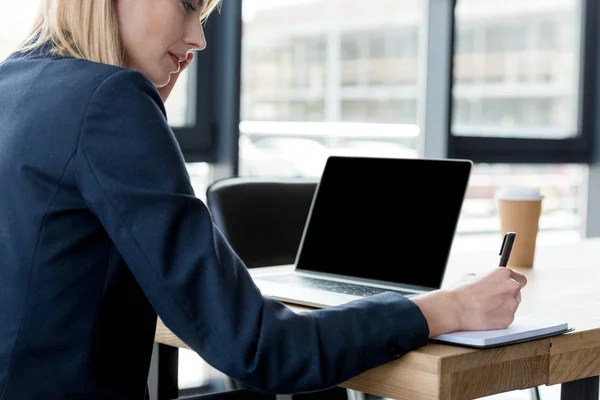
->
[206, 176, 318, 268]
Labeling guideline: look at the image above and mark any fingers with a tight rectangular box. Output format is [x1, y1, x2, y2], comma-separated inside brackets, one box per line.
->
[506, 278, 523, 304]
[504, 300, 518, 326]
[492, 267, 527, 288]
[504, 279, 522, 305]
[509, 270, 528, 288]
[492, 268, 524, 305]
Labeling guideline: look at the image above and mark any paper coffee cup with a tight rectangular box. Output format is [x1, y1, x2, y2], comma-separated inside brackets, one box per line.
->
[496, 186, 544, 268]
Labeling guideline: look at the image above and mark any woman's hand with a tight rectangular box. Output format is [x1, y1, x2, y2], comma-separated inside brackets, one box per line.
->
[157, 52, 194, 103]
[412, 267, 527, 338]
[450, 267, 527, 331]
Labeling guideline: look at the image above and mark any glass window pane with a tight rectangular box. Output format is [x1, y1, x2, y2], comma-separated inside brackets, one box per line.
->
[178, 348, 209, 389]
[240, 0, 423, 177]
[452, 0, 580, 138]
[164, 67, 194, 128]
[185, 162, 211, 201]
[0, 4, 38, 61]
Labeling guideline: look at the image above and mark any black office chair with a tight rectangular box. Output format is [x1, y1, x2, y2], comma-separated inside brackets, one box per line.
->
[205, 176, 355, 400]
[206, 176, 318, 268]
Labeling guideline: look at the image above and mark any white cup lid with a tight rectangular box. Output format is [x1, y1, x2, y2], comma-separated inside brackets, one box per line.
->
[496, 186, 544, 201]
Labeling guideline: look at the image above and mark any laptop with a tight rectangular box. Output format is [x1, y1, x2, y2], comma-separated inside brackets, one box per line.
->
[252, 155, 473, 308]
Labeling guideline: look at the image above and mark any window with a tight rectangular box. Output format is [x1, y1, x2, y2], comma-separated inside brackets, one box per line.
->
[240, 0, 423, 177]
[449, 0, 588, 239]
[240, 0, 589, 241]
[452, 0, 580, 139]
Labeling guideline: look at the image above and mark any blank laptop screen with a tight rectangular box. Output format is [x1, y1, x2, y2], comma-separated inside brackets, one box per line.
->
[295, 156, 472, 290]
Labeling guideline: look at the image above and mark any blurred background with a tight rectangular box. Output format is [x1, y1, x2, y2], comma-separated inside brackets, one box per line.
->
[233, 0, 584, 250]
[1, 1, 596, 399]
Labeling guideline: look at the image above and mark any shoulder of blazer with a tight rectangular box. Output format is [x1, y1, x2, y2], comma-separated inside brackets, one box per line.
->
[56, 57, 144, 92]
[46, 57, 165, 115]
[1, 53, 165, 123]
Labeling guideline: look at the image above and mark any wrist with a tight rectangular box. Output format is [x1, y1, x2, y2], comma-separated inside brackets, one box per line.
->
[447, 288, 464, 332]
[412, 289, 461, 338]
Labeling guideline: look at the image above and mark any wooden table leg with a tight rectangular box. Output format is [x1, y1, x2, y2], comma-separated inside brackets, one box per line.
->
[561, 376, 599, 400]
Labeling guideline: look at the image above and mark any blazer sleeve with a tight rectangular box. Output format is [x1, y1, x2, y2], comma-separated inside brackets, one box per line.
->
[74, 69, 430, 394]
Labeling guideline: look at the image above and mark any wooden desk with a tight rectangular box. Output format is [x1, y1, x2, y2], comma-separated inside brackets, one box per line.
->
[155, 238, 600, 400]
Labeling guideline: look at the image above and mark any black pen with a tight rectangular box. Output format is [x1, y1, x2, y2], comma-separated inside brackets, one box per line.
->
[499, 232, 516, 267]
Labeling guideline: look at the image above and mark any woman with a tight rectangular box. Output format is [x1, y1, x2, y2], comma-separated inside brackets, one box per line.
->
[0, 1, 527, 399]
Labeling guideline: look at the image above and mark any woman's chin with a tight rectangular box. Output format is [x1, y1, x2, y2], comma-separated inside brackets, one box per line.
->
[153, 73, 173, 89]
[128, 64, 170, 88]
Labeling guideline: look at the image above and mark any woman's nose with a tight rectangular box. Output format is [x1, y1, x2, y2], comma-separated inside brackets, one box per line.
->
[186, 22, 207, 51]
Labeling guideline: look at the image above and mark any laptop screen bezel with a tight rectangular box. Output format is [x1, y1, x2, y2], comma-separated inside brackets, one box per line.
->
[293, 155, 473, 292]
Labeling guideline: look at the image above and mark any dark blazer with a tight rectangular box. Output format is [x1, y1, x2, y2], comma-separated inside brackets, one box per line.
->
[0, 46, 429, 400]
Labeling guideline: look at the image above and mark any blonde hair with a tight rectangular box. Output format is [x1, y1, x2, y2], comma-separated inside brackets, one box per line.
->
[16, 0, 222, 67]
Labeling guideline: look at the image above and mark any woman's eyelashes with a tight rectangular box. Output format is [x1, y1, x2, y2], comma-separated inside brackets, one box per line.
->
[181, 1, 197, 13]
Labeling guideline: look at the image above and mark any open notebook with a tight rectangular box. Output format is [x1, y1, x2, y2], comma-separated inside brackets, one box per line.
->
[431, 316, 570, 348]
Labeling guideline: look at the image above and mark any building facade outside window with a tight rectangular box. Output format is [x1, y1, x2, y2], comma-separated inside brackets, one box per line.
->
[239, 0, 585, 249]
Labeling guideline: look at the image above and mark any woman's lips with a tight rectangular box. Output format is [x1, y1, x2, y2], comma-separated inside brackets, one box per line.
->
[169, 53, 181, 70]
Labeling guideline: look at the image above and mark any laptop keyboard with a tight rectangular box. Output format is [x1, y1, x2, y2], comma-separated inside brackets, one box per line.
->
[258, 274, 413, 297]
